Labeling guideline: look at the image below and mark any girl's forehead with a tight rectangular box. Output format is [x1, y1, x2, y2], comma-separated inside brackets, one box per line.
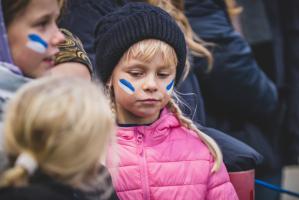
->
[122, 39, 178, 67]
[121, 53, 176, 69]
[22, 0, 60, 19]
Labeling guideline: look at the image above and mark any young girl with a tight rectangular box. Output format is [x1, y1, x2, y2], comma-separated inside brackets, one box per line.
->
[0, 76, 118, 200]
[94, 3, 238, 199]
[0, 0, 65, 119]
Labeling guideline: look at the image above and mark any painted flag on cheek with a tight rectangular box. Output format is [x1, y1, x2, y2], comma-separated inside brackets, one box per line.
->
[166, 80, 174, 95]
[26, 34, 48, 54]
[118, 79, 135, 95]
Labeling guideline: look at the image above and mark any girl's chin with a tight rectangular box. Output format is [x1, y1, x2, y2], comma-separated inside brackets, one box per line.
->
[33, 63, 55, 78]
[133, 110, 160, 122]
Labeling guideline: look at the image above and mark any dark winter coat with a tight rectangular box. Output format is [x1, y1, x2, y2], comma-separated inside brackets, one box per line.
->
[262, 0, 299, 165]
[185, 0, 280, 173]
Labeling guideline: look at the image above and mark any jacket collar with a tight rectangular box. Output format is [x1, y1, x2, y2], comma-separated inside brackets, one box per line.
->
[117, 108, 180, 146]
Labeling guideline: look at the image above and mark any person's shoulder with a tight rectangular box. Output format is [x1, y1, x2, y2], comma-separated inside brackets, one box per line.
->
[172, 125, 213, 158]
[0, 185, 64, 200]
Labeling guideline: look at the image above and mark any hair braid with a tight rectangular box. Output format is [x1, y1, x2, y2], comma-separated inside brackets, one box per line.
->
[0, 165, 28, 187]
[167, 98, 222, 172]
[105, 85, 116, 117]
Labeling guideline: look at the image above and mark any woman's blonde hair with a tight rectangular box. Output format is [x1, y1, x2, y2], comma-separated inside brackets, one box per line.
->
[111, 39, 222, 172]
[146, 0, 213, 72]
[0, 76, 115, 190]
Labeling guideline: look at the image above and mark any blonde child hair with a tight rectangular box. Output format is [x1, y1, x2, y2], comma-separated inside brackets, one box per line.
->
[146, 0, 213, 72]
[112, 39, 222, 172]
[0, 76, 115, 189]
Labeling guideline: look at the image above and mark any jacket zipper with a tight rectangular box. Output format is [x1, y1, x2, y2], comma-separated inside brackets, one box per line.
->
[136, 130, 150, 200]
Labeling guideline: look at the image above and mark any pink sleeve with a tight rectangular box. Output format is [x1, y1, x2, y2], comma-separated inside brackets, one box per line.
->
[206, 162, 239, 200]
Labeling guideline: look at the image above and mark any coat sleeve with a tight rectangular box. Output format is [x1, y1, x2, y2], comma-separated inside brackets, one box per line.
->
[54, 29, 93, 75]
[185, 0, 278, 119]
[196, 30, 278, 118]
[206, 162, 239, 200]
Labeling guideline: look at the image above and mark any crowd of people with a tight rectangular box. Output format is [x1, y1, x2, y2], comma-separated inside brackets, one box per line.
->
[0, 0, 298, 199]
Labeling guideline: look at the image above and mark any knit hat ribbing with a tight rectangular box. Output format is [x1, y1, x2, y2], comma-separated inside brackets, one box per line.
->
[94, 2, 187, 84]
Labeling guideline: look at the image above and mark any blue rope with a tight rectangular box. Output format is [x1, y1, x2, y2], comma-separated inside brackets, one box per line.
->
[255, 179, 299, 198]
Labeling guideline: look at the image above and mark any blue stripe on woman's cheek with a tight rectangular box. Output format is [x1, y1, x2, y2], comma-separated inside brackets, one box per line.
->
[118, 79, 135, 95]
[28, 34, 48, 48]
[166, 80, 174, 94]
[26, 34, 48, 54]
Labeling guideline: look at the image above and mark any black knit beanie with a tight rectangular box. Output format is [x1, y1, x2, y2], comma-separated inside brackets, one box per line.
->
[94, 2, 187, 84]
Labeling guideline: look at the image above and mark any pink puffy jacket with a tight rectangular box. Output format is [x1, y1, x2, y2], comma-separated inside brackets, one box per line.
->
[107, 109, 238, 200]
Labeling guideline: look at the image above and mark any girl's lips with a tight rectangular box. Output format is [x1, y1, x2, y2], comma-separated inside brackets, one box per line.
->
[138, 99, 160, 104]
[43, 57, 55, 69]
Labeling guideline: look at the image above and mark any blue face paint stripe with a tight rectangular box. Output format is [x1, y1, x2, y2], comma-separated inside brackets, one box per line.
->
[119, 79, 135, 93]
[166, 80, 174, 91]
[28, 34, 48, 48]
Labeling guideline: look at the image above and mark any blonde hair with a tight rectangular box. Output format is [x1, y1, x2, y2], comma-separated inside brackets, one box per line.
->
[224, 0, 243, 19]
[167, 98, 222, 172]
[146, 0, 213, 72]
[112, 39, 222, 172]
[123, 39, 178, 71]
[0, 76, 115, 190]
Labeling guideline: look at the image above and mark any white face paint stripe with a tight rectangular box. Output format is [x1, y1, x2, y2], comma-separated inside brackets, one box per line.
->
[26, 34, 48, 54]
[118, 79, 135, 95]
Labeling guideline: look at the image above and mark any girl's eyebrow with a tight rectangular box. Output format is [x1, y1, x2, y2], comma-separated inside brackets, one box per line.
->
[125, 62, 175, 68]
[35, 15, 51, 22]
[34, 10, 60, 22]
[124, 63, 146, 69]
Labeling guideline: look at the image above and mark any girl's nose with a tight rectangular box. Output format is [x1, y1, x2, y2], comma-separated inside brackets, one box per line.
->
[49, 27, 65, 55]
[142, 75, 158, 92]
[52, 28, 65, 46]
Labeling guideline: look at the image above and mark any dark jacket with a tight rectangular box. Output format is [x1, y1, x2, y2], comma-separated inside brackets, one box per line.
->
[59, 0, 263, 172]
[0, 168, 119, 200]
[185, 0, 281, 173]
[185, 0, 278, 119]
[262, 0, 299, 165]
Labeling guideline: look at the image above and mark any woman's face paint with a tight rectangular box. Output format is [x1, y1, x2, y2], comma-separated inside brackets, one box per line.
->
[26, 34, 48, 54]
[166, 80, 174, 95]
[118, 79, 135, 95]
